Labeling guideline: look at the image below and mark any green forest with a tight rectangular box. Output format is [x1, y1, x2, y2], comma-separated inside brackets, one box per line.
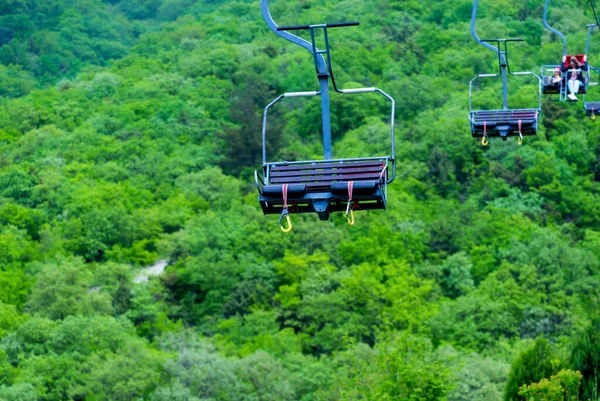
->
[1, 0, 600, 399]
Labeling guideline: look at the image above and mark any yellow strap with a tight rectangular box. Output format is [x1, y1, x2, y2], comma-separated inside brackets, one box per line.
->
[518, 137, 523, 146]
[280, 214, 292, 233]
[347, 209, 355, 226]
[481, 136, 489, 146]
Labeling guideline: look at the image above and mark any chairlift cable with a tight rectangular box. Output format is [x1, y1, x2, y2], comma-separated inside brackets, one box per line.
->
[591, 0, 600, 33]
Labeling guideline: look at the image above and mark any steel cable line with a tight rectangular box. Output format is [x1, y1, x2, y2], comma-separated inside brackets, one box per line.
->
[591, 0, 600, 32]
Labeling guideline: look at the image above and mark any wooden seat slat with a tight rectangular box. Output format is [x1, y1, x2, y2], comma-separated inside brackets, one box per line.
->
[473, 119, 536, 124]
[286, 182, 380, 192]
[472, 120, 536, 124]
[474, 115, 537, 119]
[474, 111, 537, 114]
[473, 113, 537, 118]
[473, 119, 537, 123]
[473, 110, 537, 115]
[270, 160, 385, 172]
[270, 166, 383, 178]
[473, 115, 538, 123]
[271, 172, 382, 184]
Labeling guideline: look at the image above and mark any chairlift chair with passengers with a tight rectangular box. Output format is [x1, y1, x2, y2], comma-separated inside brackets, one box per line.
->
[254, 0, 396, 232]
[540, 0, 590, 101]
[540, 0, 597, 104]
[469, 0, 542, 145]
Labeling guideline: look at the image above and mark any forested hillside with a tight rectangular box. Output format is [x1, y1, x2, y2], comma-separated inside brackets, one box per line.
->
[1, 0, 600, 399]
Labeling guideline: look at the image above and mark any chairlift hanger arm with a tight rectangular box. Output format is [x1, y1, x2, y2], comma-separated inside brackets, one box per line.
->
[544, 0, 568, 57]
[260, 0, 328, 74]
[261, 91, 321, 165]
[586, 24, 597, 56]
[471, 0, 506, 63]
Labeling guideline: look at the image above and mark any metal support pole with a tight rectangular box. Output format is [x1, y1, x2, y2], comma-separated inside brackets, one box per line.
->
[319, 77, 332, 159]
[501, 65, 508, 110]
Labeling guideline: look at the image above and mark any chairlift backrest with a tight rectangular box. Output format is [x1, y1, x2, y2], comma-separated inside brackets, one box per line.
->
[565, 54, 586, 67]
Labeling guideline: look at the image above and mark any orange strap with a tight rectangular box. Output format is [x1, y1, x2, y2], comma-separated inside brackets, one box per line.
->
[282, 184, 288, 209]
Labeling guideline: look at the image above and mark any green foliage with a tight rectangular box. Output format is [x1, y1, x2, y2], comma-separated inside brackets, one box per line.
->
[570, 319, 600, 401]
[505, 338, 563, 401]
[448, 353, 509, 401]
[0, 383, 37, 401]
[518, 369, 582, 401]
[0, 302, 26, 339]
[2, 315, 166, 401]
[338, 331, 453, 400]
[0, 0, 600, 400]
[26, 258, 113, 319]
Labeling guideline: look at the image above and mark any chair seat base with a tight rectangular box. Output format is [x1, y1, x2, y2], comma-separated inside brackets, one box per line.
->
[259, 188, 386, 221]
[255, 157, 391, 221]
[585, 102, 600, 114]
[470, 109, 539, 140]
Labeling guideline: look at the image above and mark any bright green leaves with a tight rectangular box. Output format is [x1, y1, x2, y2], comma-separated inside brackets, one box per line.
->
[518, 369, 582, 401]
[504, 338, 564, 401]
[338, 332, 453, 401]
[0, 302, 26, 339]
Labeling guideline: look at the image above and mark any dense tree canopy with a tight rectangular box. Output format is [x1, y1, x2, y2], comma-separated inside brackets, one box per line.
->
[1, 0, 600, 399]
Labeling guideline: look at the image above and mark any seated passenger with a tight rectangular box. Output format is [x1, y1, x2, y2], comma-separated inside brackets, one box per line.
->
[552, 66, 562, 84]
[561, 55, 588, 101]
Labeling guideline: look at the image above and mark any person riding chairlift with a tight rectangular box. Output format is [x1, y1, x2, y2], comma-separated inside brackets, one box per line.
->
[561, 55, 588, 101]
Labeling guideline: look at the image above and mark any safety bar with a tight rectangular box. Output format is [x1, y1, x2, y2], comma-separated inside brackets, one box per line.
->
[589, 66, 600, 85]
[341, 88, 375, 93]
[277, 21, 359, 31]
[284, 91, 319, 97]
[254, 170, 265, 195]
[511, 71, 543, 110]
[469, 72, 542, 111]
[262, 87, 396, 183]
[336, 87, 395, 174]
[262, 91, 320, 164]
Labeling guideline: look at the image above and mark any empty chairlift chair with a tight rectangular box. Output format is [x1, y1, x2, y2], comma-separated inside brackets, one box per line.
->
[584, 24, 600, 119]
[254, 0, 396, 231]
[584, 65, 600, 118]
[469, 0, 542, 145]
